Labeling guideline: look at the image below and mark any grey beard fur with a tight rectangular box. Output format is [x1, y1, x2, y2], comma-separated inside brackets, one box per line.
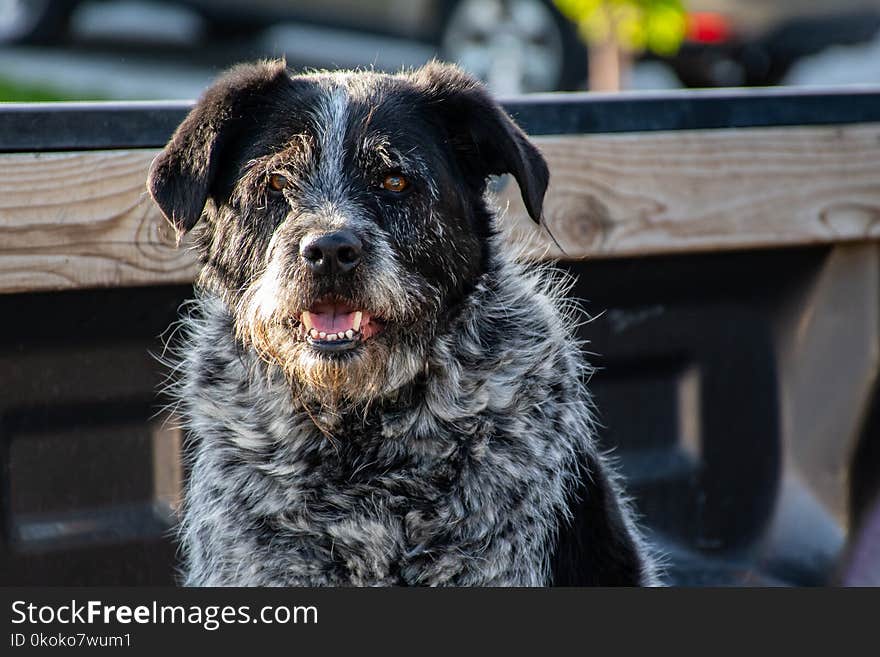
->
[168, 240, 659, 586]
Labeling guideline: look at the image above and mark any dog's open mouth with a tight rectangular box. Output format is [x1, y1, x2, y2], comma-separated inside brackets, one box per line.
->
[298, 301, 383, 353]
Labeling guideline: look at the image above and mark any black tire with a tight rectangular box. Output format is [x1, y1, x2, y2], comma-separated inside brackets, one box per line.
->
[550, 1, 589, 90]
[199, 14, 266, 42]
[437, 0, 588, 93]
[0, 0, 76, 45]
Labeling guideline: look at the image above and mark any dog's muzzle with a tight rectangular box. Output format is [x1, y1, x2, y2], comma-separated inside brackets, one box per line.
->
[295, 230, 384, 353]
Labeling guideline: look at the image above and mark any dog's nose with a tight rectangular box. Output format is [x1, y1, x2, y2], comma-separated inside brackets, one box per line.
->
[299, 230, 363, 274]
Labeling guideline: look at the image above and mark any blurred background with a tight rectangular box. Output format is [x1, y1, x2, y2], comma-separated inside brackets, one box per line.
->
[1, 0, 879, 101]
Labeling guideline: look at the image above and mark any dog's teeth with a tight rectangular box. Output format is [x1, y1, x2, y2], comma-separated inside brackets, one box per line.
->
[345, 329, 354, 339]
[310, 329, 319, 339]
[319, 331, 326, 339]
[301, 311, 314, 331]
[352, 311, 362, 331]
[326, 333, 337, 341]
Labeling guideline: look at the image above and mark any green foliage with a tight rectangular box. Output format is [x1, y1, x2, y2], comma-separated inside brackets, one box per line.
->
[554, 0, 686, 55]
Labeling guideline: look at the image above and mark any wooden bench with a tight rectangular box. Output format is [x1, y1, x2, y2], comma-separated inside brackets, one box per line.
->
[2, 87, 879, 585]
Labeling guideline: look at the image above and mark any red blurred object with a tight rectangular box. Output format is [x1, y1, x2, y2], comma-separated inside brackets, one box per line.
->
[686, 12, 732, 45]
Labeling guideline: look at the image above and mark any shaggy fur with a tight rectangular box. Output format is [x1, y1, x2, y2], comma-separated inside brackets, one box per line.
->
[149, 59, 659, 586]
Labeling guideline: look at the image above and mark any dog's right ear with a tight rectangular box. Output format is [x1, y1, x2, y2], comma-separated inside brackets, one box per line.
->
[411, 61, 549, 225]
[148, 60, 290, 241]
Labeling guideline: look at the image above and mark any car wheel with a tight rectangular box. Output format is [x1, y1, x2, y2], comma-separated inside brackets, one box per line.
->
[439, 0, 587, 94]
[0, 0, 74, 45]
[199, 14, 266, 42]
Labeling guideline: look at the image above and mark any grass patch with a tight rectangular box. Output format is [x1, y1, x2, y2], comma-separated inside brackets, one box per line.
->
[0, 76, 107, 102]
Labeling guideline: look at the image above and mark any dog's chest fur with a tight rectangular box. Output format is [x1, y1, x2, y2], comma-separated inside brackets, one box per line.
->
[176, 257, 591, 586]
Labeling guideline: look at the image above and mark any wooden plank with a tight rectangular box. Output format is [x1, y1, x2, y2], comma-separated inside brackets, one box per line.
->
[1, 123, 880, 294]
[0, 150, 195, 293]
[498, 123, 880, 259]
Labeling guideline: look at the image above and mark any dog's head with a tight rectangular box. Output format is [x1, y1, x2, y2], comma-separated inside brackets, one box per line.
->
[149, 60, 548, 407]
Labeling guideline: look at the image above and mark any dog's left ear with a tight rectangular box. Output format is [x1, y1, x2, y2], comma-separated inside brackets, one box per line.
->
[148, 59, 291, 241]
[412, 62, 549, 224]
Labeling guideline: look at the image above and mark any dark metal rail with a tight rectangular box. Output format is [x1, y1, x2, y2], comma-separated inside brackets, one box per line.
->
[1, 86, 880, 152]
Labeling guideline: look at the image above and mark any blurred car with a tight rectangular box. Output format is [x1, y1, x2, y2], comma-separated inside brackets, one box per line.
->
[0, 0, 588, 94]
[5, 0, 879, 94]
[672, 0, 880, 86]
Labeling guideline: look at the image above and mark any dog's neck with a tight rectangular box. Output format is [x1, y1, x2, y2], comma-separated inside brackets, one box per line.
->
[176, 251, 583, 463]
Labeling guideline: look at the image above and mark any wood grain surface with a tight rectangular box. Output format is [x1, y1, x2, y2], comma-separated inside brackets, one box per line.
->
[498, 123, 880, 259]
[0, 150, 194, 293]
[2, 123, 879, 293]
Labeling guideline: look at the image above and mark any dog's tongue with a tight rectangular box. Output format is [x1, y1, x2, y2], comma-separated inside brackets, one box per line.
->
[309, 312, 355, 334]
[303, 304, 366, 334]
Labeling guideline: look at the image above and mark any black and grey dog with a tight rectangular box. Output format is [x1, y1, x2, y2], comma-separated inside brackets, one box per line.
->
[148, 59, 659, 586]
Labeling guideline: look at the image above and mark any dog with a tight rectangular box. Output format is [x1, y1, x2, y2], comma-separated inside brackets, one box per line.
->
[148, 59, 659, 586]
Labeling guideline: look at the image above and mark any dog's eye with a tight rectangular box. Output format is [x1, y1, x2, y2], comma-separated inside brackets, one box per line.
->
[380, 174, 408, 193]
[268, 173, 290, 193]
